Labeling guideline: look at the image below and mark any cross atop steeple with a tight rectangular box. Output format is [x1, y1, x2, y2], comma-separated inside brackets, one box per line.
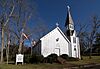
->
[67, 6, 70, 11]
[56, 22, 59, 27]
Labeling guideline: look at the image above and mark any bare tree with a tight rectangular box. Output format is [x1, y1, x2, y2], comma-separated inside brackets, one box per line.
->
[9, 0, 47, 54]
[13, 0, 37, 54]
[75, 20, 88, 59]
[0, 0, 37, 63]
[88, 16, 100, 59]
[0, 0, 48, 63]
[0, 0, 15, 63]
[75, 16, 100, 59]
[5, 26, 10, 64]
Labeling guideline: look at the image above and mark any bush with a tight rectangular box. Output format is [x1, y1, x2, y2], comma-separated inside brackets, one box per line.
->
[24, 54, 31, 63]
[67, 57, 79, 61]
[60, 54, 69, 60]
[42, 54, 58, 63]
[59, 54, 79, 61]
[11, 55, 16, 63]
[30, 55, 44, 64]
[24, 54, 44, 64]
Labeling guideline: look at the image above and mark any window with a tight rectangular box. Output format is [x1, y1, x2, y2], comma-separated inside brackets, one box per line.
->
[56, 38, 59, 42]
[69, 24, 74, 30]
[74, 45, 76, 51]
[73, 37, 76, 43]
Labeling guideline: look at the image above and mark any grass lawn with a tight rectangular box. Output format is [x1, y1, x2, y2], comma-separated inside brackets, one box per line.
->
[0, 63, 66, 69]
[0, 56, 100, 69]
[68, 56, 100, 65]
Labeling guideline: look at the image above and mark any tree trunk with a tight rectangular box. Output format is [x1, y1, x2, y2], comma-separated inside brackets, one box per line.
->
[89, 41, 92, 59]
[1, 26, 4, 63]
[31, 45, 32, 55]
[18, 31, 23, 54]
[6, 32, 10, 64]
[6, 44, 9, 64]
[18, 41, 22, 54]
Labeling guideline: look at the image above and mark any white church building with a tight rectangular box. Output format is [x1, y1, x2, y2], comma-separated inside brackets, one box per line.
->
[33, 6, 80, 59]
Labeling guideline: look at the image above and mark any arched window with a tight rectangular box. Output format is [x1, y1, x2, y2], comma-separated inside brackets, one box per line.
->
[56, 38, 59, 42]
[73, 37, 76, 43]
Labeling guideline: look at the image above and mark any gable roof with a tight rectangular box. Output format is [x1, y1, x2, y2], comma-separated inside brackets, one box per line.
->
[56, 27, 70, 43]
[40, 27, 71, 43]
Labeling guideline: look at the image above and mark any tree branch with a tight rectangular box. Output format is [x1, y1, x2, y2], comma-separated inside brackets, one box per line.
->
[4, 4, 15, 26]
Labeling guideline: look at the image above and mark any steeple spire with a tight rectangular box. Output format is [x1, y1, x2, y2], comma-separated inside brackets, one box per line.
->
[65, 6, 74, 27]
[65, 6, 75, 39]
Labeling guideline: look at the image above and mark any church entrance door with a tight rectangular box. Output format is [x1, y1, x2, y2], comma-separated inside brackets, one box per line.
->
[54, 48, 60, 56]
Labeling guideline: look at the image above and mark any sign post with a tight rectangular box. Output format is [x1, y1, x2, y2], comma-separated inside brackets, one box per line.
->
[16, 54, 24, 65]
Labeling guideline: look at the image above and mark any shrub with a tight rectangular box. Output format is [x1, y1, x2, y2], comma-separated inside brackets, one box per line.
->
[60, 54, 69, 60]
[29, 55, 44, 64]
[43, 54, 58, 63]
[48, 54, 58, 62]
[67, 57, 79, 61]
[59, 54, 79, 61]
[24, 54, 44, 64]
[24, 54, 31, 63]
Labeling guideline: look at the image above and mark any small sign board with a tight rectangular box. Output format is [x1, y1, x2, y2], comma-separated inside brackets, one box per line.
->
[16, 54, 24, 65]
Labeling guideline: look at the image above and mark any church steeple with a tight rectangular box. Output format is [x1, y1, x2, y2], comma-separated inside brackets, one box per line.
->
[65, 6, 74, 39]
[65, 6, 74, 27]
